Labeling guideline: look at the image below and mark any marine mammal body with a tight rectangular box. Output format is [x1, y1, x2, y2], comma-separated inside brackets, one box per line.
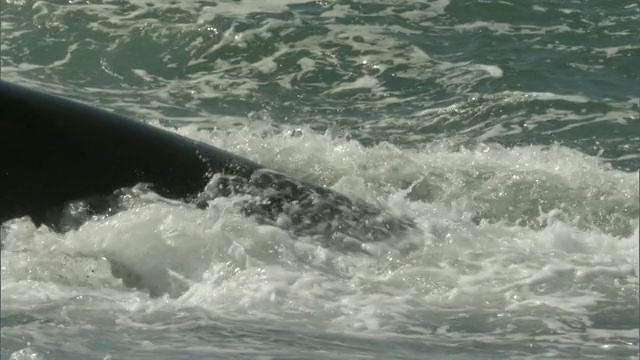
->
[0, 81, 415, 249]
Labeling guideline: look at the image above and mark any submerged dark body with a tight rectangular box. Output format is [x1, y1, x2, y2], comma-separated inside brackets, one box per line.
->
[0, 81, 414, 250]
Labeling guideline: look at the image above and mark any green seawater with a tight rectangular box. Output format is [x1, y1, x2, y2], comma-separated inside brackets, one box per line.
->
[1, 1, 639, 359]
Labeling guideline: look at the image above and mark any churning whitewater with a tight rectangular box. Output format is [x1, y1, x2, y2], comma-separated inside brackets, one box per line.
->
[1, 0, 639, 359]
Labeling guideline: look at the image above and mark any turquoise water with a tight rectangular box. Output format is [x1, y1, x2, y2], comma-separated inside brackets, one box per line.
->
[1, 0, 639, 359]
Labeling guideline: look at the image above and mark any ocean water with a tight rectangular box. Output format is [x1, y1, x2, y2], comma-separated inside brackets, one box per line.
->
[1, 0, 639, 359]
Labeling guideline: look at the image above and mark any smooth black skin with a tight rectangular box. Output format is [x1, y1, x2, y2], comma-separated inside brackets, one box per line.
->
[0, 80, 263, 227]
[0, 81, 416, 245]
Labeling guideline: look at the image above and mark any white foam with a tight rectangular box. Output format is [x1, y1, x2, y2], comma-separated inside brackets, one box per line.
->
[2, 127, 637, 336]
[325, 75, 380, 94]
[1, 0, 637, 355]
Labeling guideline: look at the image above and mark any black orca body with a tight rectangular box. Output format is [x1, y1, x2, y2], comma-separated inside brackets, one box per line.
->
[0, 81, 415, 251]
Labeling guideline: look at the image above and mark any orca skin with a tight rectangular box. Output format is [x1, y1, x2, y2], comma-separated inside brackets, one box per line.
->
[0, 80, 415, 250]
